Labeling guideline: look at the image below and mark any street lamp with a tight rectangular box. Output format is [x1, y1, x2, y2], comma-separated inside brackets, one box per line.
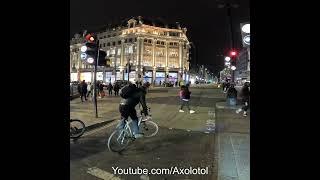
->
[231, 66, 236, 70]
[225, 56, 231, 62]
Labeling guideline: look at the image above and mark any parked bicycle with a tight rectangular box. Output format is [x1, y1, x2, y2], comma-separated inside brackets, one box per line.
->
[107, 107, 158, 152]
[70, 119, 86, 139]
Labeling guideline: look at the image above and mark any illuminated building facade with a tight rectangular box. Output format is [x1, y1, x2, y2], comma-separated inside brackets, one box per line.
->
[70, 16, 191, 84]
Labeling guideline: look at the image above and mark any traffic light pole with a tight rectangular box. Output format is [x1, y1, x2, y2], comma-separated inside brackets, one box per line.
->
[92, 40, 100, 118]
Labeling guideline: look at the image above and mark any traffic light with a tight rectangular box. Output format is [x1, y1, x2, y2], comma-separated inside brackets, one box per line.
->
[80, 42, 98, 65]
[230, 50, 237, 57]
[85, 33, 96, 42]
[97, 50, 109, 66]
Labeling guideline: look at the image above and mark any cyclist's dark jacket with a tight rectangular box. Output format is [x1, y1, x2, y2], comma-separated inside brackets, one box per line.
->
[120, 86, 148, 115]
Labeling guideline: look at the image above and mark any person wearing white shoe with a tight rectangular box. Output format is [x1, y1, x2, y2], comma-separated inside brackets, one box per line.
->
[236, 82, 250, 117]
[178, 85, 195, 114]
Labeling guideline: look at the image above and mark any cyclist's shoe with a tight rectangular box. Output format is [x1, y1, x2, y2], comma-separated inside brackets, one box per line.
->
[243, 112, 247, 117]
[179, 110, 184, 112]
[190, 110, 195, 114]
[134, 133, 144, 139]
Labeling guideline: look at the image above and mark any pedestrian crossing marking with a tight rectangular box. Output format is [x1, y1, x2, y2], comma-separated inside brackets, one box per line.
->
[87, 167, 121, 180]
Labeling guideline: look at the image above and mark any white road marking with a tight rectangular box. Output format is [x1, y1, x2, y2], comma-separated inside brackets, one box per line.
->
[87, 167, 121, 180]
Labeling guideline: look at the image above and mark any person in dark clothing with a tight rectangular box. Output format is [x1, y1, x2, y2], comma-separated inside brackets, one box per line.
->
[107, 83, 113, 96]
[178, 85, 195, 113]
[236, 82, 250, 116]
[96, 82, 104, 98]
[80, 80, 88, 102]
[225, 81, 231, 92]
[117, 82, 150, 138]
[113, 83, 120, 96]
[226, 83, 237, 106]
[227, 84, 237, 98]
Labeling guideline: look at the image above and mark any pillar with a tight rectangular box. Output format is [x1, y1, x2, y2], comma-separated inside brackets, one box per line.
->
[165, 41, 169, 83]
[152, 39, 156, 85]
[120, 39, 125, 80]
[136, 37, 141, 80]
[178, 41, 183, 82]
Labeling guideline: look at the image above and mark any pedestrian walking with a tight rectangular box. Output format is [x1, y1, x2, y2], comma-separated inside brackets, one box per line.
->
[226, 83, 237, 106]
[178, 85, 195, 114]
[236, 82, 250, 116]
[86, 82, 92, 98]
[159, 80, 162, 86]
[107, 83, 113, 96]
[113, 83, 120, 96]
[80, 80, 88, 102]
[98, 82, 105, 98]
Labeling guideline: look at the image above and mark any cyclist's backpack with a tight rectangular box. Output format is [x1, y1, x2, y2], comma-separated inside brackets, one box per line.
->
[120, 84, 136, 99]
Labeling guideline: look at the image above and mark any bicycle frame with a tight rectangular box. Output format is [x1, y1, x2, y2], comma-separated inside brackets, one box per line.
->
[122, 115, 145, 138]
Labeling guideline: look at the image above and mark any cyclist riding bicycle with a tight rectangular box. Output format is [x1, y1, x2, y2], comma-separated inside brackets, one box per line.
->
[117, 82, 151, 138]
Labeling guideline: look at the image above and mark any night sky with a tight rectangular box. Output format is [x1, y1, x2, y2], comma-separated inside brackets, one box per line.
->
[70, 0, 249, 75]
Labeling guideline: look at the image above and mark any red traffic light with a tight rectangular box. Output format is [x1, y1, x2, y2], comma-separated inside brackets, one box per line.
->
[230, 51, 237, 56]
[85, 34, 95, 42]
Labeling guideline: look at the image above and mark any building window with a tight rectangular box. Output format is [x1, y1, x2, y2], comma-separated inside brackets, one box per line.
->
[103, 43, 106, 47]
[157, 41, 160, 44]
[125, 39, 127, 43]
[118, 41, 121, 45]
[129, 38, 133, 42]
[99, 44, 102, 48]
[135, 38, 137, 42]
[107, 42, 110, 46]
[161, 42, 164, 45]
[104, 35, 106, 38]
[108, 34, 111, 37]
[113, 34, 116, 37]
[112, 42, 116, 46]
[148, 40, 152, 44]
[144, 39, 148, 42]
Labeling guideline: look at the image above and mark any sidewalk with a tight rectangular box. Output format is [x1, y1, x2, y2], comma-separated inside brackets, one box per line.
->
[214, 101, 250, 180]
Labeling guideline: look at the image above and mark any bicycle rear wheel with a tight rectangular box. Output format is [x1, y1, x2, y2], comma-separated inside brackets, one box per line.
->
[107, 129, 132, 152]
[140, 121, 158, 137]
[70, 119, 86, 139]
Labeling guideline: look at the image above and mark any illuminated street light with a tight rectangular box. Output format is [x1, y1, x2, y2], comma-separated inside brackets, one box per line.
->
[225, 56, 231, 62]
[231, 66, 236, 70]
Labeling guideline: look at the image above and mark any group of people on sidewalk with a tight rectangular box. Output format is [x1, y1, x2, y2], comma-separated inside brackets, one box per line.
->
[223, 81, 250, 117]
[77, 80, 124, 102]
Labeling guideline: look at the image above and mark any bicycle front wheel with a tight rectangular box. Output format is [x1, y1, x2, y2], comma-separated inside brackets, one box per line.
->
[140, 121, 158, 137]
[70, 119, 86, 139]
[107, 129, 132, 152]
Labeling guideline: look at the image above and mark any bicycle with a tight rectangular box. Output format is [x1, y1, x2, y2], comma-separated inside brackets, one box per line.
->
[70, 119, 86, 139]
[107, 107, 158, 152]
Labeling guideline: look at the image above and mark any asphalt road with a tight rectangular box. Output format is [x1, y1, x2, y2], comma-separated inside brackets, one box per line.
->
[70, 86, 225, 180]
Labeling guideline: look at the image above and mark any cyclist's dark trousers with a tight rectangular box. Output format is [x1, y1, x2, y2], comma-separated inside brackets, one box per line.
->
[81, 91, 87, 101]
[119, 105, 139, 133]
[109, 90, 112, 95]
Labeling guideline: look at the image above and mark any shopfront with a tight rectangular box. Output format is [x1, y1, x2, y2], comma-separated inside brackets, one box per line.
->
[80, 72, 92, 83]
[97, 72, 103, 82]
[124, 71, 136, 82]
[106, 72, 113, 83]
[155, 72, 165, 85]
[143, 71, 153, 84]
[71, 73, 78, 82]
[168, 72, 178, 84]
